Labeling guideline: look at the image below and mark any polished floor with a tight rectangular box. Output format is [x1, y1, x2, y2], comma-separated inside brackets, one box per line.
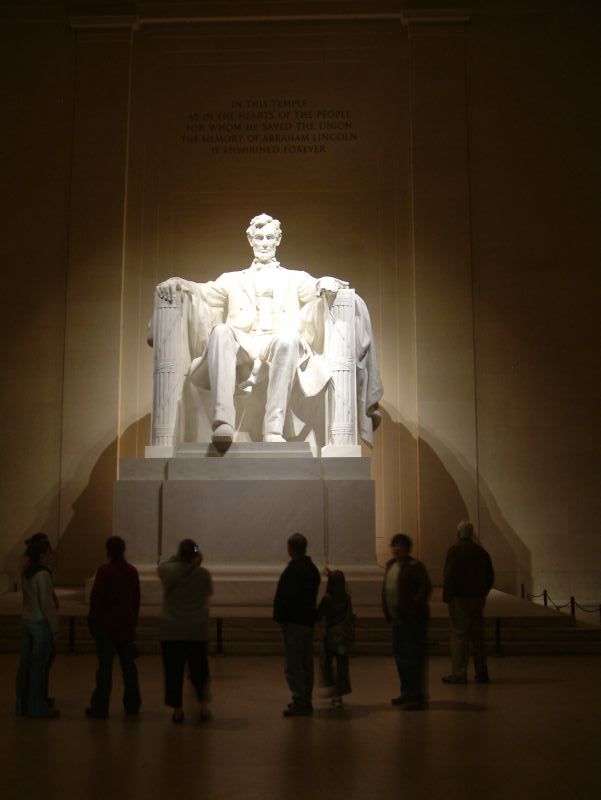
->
[1, 653, 599, 800]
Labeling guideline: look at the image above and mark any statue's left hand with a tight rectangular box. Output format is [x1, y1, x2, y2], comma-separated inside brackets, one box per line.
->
[156, 277, 186, 303]
[317, 276, 350, 295]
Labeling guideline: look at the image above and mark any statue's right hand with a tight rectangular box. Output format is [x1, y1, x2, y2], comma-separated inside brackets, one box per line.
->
[156, 278, 185, 303]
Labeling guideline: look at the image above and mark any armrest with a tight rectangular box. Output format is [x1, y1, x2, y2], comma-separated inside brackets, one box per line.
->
[322, 288, 360, 455]
[149, 290, 186, 450]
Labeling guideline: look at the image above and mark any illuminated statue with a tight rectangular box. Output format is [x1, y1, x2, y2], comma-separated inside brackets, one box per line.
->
[152, 214, 382, 452]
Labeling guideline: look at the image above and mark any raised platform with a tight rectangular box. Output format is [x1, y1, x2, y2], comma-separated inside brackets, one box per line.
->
[113, 447, 380, 605]
[2, 588, 600, 656]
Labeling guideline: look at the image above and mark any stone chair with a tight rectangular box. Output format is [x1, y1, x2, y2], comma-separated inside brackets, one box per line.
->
[146, 287, 361, 458]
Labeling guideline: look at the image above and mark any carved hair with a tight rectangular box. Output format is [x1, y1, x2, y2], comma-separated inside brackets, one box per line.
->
[246, 213, 282, 243]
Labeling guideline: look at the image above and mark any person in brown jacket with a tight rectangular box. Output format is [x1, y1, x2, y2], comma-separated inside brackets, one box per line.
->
[442, 520, 495, 684]
[382, 533, 432, 710]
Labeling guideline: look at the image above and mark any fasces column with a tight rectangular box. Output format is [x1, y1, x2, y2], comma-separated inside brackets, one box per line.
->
[402, 9, 479, 579]
[147, 291, 185, 455]
[322, 288, 361, 458]
[57, 17, 135, 581]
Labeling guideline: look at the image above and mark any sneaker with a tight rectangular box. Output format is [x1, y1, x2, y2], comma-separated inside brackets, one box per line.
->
[441, 675, 468, 684]
[171, 711, 185, 724]
[287, 700, 313, 711]
[391, 696, 410, 706]
[283, 704, 313, 717]
[331, 696, 343, 709]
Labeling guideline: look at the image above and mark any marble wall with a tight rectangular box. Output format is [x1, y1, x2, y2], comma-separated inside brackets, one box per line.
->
[1, 1, 599, 601]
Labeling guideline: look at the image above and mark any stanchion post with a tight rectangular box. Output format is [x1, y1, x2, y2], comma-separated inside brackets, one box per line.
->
[495, 618, 502, 656]
[570, 597, 576, 617]
[521, 584, 525, 600]
[69, 617, 75, 654]
[216, 617, 223, 655]
[543, 589, 548, 607]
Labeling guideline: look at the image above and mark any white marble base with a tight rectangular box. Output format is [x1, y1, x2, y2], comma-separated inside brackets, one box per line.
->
[321, 444, 362, 458]
[176, 441, 313, 459]
[111, 449, 380, 605]
[145, 445, 174, 459]
[86, 564, 384, 606]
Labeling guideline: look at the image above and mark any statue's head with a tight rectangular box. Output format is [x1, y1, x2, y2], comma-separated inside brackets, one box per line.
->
[246, 213, 282, 264]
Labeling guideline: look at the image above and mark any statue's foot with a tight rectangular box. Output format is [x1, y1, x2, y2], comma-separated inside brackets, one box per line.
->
[264, 433, 286, 443]
[212, 423, 234, 445]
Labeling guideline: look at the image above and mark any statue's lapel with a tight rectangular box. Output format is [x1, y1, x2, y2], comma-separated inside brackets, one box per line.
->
[240, 268, 256, 305]
[272, 265, 288, 309]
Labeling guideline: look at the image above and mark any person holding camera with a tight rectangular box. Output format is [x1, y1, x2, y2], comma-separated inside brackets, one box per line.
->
[158, 539, 213, 723]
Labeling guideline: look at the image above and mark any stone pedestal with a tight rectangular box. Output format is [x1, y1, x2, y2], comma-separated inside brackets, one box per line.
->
[111, 443, 382, 605]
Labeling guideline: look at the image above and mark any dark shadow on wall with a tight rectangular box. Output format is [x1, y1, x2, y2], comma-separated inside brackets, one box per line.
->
[55, 416, 152, 583]
[54, 437, 118, 584]
[379, 407, 532, 594]
[5, 484, 62, 590]
[5, 418, 152, 587]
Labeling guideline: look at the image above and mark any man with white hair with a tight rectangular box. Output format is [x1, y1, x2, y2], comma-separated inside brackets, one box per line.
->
[442, 520, 495, 684]
[156, 213, 382, 446]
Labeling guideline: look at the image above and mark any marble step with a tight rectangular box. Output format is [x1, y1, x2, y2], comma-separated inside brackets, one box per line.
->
[1, 614, 600, 655]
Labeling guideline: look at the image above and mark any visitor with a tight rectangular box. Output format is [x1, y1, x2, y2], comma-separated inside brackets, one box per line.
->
[16, 538, 60, 718]
[22, 532, 59, 708]
[316, 568, 355, 708]
[273, 532, 321, 717]
[158, 539, 213, 723]
[382, 533, 432, 711]
[86, 536, 141, 718]
[442, 520, 495, 684]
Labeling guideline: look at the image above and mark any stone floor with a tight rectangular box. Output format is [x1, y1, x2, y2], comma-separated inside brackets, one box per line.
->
[1, 653, 599, 800]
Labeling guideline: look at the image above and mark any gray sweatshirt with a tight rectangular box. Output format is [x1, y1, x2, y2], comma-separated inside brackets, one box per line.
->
[22, 570, 59, 634]
[158, 557, 213, 641]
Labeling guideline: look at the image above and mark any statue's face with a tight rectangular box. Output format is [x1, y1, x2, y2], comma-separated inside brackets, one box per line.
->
[249, 221, 281, 264]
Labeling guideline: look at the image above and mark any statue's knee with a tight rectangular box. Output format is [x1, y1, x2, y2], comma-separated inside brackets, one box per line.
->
[210, 323, 234, 342]
[273, 331, 301, 352]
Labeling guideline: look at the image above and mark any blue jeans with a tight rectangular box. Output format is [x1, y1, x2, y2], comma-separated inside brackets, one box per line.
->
[392, 617, 428, 703]
[281, 623, 314, 708]
[15, 619, 54, 717]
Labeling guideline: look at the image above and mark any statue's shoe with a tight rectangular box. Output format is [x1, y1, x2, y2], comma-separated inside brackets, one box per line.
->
[264, 433, 286, 443]
[212, 423, 234, 444]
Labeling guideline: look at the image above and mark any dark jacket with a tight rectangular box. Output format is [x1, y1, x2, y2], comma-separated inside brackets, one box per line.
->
[442, 539, 495, 603]
[317, 592, 352, 629]
[382, 556, 432, 622]
[88, 559, 140, 641]
[273, 556, 321, 627]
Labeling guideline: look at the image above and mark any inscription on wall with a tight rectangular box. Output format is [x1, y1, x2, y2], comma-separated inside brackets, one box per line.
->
[180, 98, 358, 155]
